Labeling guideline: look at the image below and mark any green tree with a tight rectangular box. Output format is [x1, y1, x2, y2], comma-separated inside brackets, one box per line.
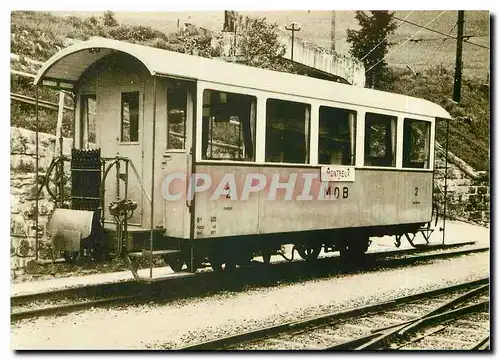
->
[347, 11, 397, 89]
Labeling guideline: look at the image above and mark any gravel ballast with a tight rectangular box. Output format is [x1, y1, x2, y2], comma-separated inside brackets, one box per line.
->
[11, 251, 489, 350]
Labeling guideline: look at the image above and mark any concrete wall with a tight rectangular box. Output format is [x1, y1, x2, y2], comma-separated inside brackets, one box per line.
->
[215, 17, 365, 87]
[278, 33, 365, 87]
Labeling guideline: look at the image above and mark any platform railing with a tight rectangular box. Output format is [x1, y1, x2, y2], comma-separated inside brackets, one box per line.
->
[100, 156, 161, 283]
[100, 156, 152, 226]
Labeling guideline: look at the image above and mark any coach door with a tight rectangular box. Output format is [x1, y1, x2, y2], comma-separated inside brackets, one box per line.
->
[162, 79, 195, 238]
[100, 87, 144, 226]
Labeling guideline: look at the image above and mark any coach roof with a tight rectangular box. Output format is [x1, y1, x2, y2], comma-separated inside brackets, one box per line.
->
[35, 37, 451, 119]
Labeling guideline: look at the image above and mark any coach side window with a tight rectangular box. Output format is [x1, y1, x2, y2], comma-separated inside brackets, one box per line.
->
[201, 89, 256, 161]
[318, 106, 356, 165]
[364, 113, 397, 167]
[403, 118, 431, 168]
[265, 99, 310, 164]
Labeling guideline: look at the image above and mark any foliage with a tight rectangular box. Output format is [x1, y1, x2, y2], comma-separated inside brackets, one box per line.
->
[102, 11, 118, 27]
[347, 11, 397, 89]
[236, 16, 293, 72]
[161, 28, 219, 58]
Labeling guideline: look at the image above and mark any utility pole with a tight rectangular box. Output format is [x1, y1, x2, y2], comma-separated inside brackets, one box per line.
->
[330, 10, 336, 52]
[223, 11, 237, 57]
[453, 10, 465, 102]
[285, 21, 301, 62]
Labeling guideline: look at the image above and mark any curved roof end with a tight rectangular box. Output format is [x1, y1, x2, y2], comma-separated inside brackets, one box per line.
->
[34, 38, 155, 87]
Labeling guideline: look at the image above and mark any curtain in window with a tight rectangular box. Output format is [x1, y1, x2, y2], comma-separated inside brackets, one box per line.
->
[390, 117, 397, 166]
[304, 106, 310, 163]
[423, 122, 431, 168]
[348, 112, 356, 165]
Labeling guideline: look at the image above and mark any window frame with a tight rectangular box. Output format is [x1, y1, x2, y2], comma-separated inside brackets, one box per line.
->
[166, 81, 188, 151]
[363, 112, 398, 168]
[200, 88, 257, 162]
[120, 91, 141, 144]
[196, 83, 262, 163]
[317, 105, 357, 166]
[264, 97, 312, 165]
[79, 93, 97, 149]
[402, 117, 432, 169]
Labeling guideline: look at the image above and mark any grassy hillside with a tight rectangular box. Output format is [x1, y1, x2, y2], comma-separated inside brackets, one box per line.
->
[10, 11, 489, 171]
[383, 66, 489, 171]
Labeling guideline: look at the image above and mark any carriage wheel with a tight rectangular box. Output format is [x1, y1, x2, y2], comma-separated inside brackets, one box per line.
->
[340, 237, 370, 261]
[296, 244, 322, 261]
[262, 248, 272, 265]
[223, 260, 237, 272]
[164, 254, 184, 273]
[209, 254, 224, 273]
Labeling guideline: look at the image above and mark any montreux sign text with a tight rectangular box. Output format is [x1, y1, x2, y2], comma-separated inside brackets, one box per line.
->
[320, 166, 355, 182]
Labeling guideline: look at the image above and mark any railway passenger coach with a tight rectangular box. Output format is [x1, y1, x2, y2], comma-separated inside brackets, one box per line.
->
[34, 38, 451, 280]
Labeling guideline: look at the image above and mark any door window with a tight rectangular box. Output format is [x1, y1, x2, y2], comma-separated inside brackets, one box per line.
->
[121, 91, 140, 142]
[80, 94, 97, 148]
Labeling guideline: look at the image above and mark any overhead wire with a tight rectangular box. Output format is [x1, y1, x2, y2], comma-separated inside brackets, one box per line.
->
[360, 11, 414, 61]
[366, 11, 446, 74]
[393, 15, 489, 49]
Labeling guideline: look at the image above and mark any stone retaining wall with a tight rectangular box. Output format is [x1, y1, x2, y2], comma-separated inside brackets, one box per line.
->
[433, 147, 489, 225]
[10, 127, 72, 277]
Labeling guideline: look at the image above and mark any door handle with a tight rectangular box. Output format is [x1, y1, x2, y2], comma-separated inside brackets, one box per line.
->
[161, 154, 172, 166]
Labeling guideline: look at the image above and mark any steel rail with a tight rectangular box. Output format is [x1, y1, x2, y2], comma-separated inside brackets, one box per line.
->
[10, 245, 488, 322]
[11, 243, 485, 305]
[177, 278, 488, 350]
[373, 301, 489, 351]
[11, 295, 138, 322]
[352, 291, 489, 350]
[470, 335, 490, 350]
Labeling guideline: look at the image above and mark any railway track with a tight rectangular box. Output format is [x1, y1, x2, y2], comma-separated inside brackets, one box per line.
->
[11, 243, 488, 322]
[179, 278, 490, 350]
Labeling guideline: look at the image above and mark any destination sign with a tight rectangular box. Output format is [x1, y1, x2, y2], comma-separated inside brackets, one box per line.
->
[320, 166, 355, 182]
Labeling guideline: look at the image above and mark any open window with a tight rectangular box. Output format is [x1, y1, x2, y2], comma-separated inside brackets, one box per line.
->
[80, 94, 97, 149]
[121, 91, 139, 142]
[403, 118, 431, 169]
[318, 106, 356, 165]
[364, 112, 397, 167]
[201, 89, 256, 161]
[265, 99, 310, 164]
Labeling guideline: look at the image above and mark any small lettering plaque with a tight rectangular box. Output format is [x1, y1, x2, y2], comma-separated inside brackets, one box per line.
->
[320, 166, 355, 182]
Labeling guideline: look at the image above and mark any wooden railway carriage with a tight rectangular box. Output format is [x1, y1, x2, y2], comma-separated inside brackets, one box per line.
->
[35, 38, 451, 280]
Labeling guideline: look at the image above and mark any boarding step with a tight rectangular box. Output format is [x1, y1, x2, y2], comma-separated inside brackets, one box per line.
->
[128, 249, 181, 258]
[416, 227, 434, 232]
[102, 222, 165, 234]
